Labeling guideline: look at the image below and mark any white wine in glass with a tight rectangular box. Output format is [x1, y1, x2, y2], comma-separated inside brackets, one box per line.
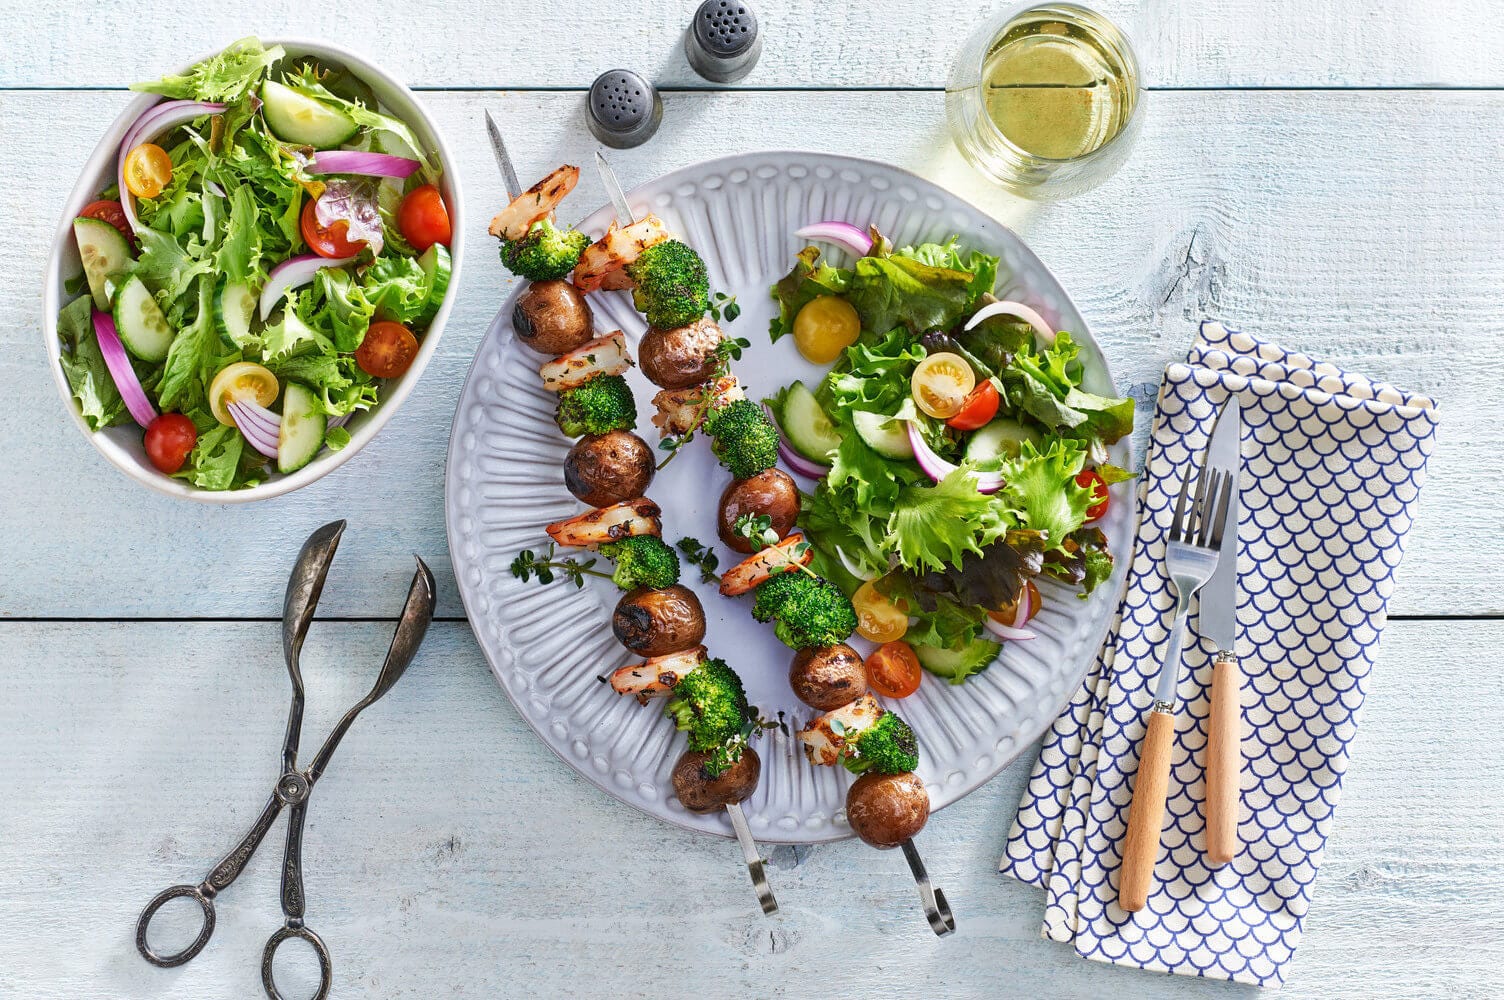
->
[947, 4, 1142, 198]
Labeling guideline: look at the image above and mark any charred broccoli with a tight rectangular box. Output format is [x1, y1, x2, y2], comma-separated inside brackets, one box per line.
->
[599, 536, 680, 591]
[841, 710, 920, 775]
[499, 219, 589, 281]
[554, 374, 637, 437]
[706, 399, 779, 480]
[757, 573, 858, 649]
[666, 657, 752, 752]
[627, 239, 710, 329]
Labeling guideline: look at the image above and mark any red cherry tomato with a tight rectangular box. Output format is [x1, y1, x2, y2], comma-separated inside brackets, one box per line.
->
[1077, 469, 1110, 521]
[946, 380, 1000, 431]
[356, 320, 419, 378]
[865, 641, 923, 699]
[80, 199, 131, 236]
[144, 413, 197, 474]
[397, 184, 451, 252]
[300, 199, 366, 258]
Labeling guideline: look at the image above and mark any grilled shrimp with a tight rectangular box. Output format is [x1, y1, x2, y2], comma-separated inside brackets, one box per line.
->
[488, 165, 580, 241]
[718, 534, 813, 596]
[538, 330, 633, 392]
[545, 497, 662, 547]
[573, 215, 670, 293]
[609, 646, 707, 702]
[798, 694, 882, 766]
[650, 376, 745, 437]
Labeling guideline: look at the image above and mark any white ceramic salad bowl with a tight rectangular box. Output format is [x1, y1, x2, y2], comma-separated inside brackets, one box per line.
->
[446, 151, 1134, 842]
[43, 38, 463, 503]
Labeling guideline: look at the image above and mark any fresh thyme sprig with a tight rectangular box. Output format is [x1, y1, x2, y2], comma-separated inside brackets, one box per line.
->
[509, 543, 612, 588]
[675, 537, 721, 584]
[709, 292, 741, 324]
[731, 513, 819, 579]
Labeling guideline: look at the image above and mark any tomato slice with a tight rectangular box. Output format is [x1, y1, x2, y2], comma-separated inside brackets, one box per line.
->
[144, 413, 198, 474]
[397, 184, 452, 253]
[356, 320, 419, 378]
[301, 199, 366, 258]
[865, 641, 922, 699]
[1077, 469, 1110, 521]
[123, 143, 173, 199]
[947, 380, 1000, 431]
[911, 352, 975, 419]
[851, 580, 909, 643]
[989, 580, 1041, 628]
[81, 199, 131, 236]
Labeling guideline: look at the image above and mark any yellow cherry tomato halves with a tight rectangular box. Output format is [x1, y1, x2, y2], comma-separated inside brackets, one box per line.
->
[911, 352, 975, 419]
[852, 580, 910, 643]
[209, 361, 280, 426]
[124, 143, 173, 200]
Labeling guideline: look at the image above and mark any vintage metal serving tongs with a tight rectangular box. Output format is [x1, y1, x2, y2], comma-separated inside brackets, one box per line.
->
[135, 520, 435, 999]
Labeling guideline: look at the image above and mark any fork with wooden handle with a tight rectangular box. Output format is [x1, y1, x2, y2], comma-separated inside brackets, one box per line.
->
[1119, 403, 1238, 913]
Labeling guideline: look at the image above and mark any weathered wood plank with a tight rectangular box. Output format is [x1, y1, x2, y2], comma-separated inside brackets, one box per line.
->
[3, 88, 1494, 618]
[0, 619, 1497, 998]
[0, 0, 1501, 89]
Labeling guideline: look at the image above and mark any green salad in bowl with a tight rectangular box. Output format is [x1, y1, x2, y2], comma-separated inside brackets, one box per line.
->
[764, 223, 1134, 682]
[48, 37, 459, 499]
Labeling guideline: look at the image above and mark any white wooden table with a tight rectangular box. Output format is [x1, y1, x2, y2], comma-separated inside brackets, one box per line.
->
[3, 3, 1501, 997]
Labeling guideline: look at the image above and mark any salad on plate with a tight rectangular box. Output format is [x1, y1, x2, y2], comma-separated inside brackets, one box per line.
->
[56, 38, 452, 490]
[764, 222, 1135, 683]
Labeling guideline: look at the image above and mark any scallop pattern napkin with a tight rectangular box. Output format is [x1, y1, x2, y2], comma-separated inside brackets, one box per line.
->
[999, 321, 1438, 986]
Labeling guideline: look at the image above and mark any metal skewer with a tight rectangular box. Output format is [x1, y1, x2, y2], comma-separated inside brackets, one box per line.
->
[484, 110, 523, 201]
[595, 148, 778, 916]
[901, 839, 956, 936]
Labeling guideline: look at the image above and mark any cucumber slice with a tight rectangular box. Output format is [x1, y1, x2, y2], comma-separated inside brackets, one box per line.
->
[73, 217, 131, 310]
[964, 417, 1042, 466]
[277, 381, 326, 474]
[417, 243, 452, 323]
[111, 275, 175, 362]
[851, 410, 914, 460]
[261, 80, 359, 146]
[779, 381, 841, 461]
[914, 637, 1002, 683]
[215, 280, 258, 349]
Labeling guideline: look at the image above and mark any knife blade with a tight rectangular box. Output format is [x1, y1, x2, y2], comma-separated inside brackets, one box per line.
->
[1197, 397, 1241, 652]
[483, 110, 522, 201]
[595, 150, 637, 226]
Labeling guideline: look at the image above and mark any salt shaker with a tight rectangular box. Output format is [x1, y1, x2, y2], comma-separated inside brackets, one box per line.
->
[684, 0, 762, 83]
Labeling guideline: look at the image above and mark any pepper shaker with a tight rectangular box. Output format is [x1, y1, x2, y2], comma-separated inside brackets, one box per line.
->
[685, 0, 762, 83]
[587, 69, 662, 148]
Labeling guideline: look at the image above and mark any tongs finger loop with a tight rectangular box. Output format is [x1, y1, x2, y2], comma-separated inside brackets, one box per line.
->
[901, 839, 956, 936]
[725, 803, 778, 916]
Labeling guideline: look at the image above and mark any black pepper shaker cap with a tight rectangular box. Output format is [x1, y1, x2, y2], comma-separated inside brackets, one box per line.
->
[587, 69, 662, 148]
[685, 0, 762, 83]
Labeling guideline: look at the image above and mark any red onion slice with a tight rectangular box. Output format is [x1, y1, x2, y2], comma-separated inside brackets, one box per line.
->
[308, 150, 421, 179]
[965, 299, 1056, 345]
[260, 253, 355, 320]
[777, 438, 832, 480]
[905, 421, 1004, 494]
[227, 400, 280, 458]
[91, 308, 158, 428]
[117, 100, 225, 233]
[795, 221, 874, 258]
[984, 617, 1037, 642]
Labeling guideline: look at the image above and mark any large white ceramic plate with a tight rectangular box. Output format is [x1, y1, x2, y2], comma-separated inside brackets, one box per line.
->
[446, 152, 1132, 843]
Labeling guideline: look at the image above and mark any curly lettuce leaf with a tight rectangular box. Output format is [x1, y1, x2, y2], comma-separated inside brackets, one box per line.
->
[360, 254, 430, 324]
[887, 465, 1013, 572]
[996, 439, 1092, 546]
[157, 277, 224, 413]
[1045, 527, 1116, 596]
[172, 422, 246, 490]
[768, 245, 852, 342]
[213, 182, 265, 285]
[821, 327, 926, 416]
[312, 269, 375, 352]
[57, 296, 126, 430]
[132, 37, 284, 102]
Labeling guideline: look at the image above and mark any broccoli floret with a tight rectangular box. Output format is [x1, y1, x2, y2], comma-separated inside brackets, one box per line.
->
[769, 576, 858, 649]
[752, 570, 808, 623]
[666, 657, 752, 751]
[554, 374, 637, 437]
[627, 239, 710, 329]
[499, 219, 589, 281]
[841, 711, 920, 775]
[706, 399, 779, 480]
[599, 536, 681, 591]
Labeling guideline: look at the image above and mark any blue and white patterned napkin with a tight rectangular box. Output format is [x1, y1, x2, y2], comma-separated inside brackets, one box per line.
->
[999, 322, 1438, 987]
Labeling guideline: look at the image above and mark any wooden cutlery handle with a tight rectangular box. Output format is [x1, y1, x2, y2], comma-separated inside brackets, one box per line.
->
[1119, 708, 1176, 912]
[1205, 654, 1243, 865]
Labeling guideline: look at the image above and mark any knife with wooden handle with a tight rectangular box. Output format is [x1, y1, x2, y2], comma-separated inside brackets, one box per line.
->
[1200, 402, 1243, 867]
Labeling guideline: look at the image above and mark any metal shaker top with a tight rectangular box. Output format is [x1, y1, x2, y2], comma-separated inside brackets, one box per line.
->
[686, 0, 762, 83]
[587, 69, 663, 148]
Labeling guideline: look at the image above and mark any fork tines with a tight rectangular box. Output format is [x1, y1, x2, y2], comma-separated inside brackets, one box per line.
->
[1170, 469, 1235, 547]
